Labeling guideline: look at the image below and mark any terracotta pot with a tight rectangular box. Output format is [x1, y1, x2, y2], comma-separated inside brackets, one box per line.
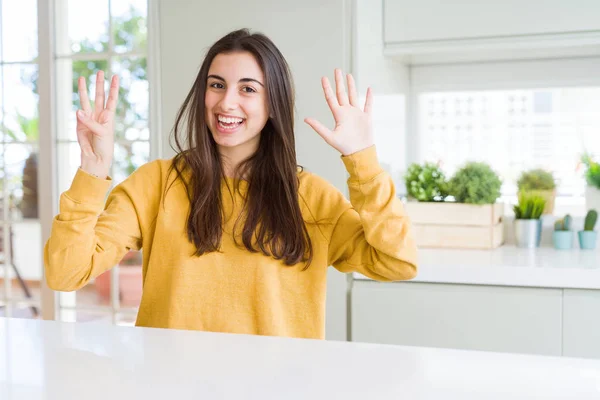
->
[94, 265, 143, 307]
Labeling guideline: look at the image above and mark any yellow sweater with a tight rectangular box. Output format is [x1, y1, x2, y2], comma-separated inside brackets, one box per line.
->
[44, 146, 418, 339]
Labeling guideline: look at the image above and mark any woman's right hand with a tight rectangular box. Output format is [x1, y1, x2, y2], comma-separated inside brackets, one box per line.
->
[76, 71, 120, 179]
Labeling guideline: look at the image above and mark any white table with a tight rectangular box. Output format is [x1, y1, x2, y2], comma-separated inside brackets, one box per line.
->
[1, 317, 600, 399]
[354, 245, 600, 289]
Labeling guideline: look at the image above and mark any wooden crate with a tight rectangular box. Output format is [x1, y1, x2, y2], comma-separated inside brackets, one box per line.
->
[404, 202, 505, 249]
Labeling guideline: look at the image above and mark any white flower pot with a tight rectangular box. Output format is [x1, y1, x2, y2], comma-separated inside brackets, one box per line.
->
[585, 186, 600, 211]
[514, 219, 542, 248]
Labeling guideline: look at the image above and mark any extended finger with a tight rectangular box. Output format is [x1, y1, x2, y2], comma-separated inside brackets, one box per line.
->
[347, 73, 359, 107]
[94, 70, 105, 116]
[78, 76, 92, 115]
[334, 68, 348, 106]
[321, 77, 339, 114]
[304, 117, 334, 144]
[364, 87, 373, 115]
[105, 75, 120, 112]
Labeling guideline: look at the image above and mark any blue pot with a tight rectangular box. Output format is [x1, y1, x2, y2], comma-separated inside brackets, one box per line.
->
[553, 231, 573, 250]
[578, 231, 598, 250]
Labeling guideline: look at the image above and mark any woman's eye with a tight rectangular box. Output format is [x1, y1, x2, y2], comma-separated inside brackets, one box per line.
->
[242, 86, 256, 93]
[210, 82, 224, 89]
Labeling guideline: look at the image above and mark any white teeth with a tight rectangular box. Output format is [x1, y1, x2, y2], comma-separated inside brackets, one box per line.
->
[217, 115, 243, 124]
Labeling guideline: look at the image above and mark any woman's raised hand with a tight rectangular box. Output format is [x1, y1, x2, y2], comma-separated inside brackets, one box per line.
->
[76, 71, 119, 179]
[304, 68, 374, 156]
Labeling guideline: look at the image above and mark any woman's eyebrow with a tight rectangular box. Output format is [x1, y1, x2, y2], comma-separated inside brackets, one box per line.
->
[207, 74, 264, 87]
[239, 78, 264, 87]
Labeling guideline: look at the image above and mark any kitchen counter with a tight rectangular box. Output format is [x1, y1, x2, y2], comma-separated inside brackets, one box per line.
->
[354, 245, 600, 289]
[2, 317, 600, 399]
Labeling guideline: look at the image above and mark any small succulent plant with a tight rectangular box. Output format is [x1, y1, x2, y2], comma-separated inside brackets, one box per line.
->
[554, 214, 573, 231]
[584, 209, 598, 231]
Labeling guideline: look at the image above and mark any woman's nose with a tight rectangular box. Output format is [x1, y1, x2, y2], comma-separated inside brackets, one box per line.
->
[219, 88, 239, 111]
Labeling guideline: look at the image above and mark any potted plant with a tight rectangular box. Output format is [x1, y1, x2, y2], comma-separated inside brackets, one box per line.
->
[581, 153, 600, 211]
[513, 192, 546, 248]
[404, 162, 449, 202]
[578, 209, 597, 250]
[517, 168, 556, 215]
[403, 161, 505, 249]
[552, 214, 573, 250]
[448, 161, 502, 205]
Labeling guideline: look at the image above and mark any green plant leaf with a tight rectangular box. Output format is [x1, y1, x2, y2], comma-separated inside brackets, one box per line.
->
[517, 168, 556, 191]
[448, 162, 502, 204]
[404, 162, 449, 202]
[514, 192, 547, 219]
[581, 153, 600, 190]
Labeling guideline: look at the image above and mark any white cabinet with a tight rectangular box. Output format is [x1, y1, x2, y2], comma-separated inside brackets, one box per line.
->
[352, 281, 563, 356]
[382, 0, 600, 61]
[563, 289, 600, 359]
[384, 0, 600, 44]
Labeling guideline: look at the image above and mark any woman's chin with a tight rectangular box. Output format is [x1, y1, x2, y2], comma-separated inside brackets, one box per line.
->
[212, 133, 262, 157]
[212, 133, 242, 148]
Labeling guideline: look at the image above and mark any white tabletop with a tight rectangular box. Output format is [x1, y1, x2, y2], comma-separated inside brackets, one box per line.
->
[1, 317, 600, 399]
[355, 245, 600, 289]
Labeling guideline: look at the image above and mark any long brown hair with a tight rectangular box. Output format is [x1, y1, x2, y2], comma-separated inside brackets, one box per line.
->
[167, 28, 313, 268]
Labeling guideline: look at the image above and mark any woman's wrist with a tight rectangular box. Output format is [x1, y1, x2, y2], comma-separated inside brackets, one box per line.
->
[79, 162, 110, 180]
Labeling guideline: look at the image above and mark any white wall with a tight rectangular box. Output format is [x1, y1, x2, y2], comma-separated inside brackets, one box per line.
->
[354, 0, 410, 194]
[157, 0, 353, 340]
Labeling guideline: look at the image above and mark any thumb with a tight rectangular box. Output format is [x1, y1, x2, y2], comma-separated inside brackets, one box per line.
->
[304, 117, 334, 145]
[75, 125, 94, 158]
[77, 110, 106, 136]
[76, 131, 94, 158]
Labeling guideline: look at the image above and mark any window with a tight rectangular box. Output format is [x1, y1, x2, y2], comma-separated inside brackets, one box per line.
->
[0, 0, 42, 319]
[54, 0, 150, 325]
[0, 0, 153, 323]
[411, 58, 600, 216]
[419, 87, 600, 194]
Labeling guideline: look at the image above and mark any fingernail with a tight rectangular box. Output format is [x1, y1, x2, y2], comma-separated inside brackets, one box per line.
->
[77, 110, 85, 119]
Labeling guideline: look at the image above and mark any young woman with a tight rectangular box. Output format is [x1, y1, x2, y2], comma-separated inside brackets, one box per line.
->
[44, 29, 417, 339]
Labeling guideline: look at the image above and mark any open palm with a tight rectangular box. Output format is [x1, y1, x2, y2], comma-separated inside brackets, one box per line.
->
[304, 68, 374, 156]
[76, 71, 119, 178]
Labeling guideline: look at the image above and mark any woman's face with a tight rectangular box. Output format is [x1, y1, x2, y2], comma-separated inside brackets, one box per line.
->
[205, 51, 269, 160]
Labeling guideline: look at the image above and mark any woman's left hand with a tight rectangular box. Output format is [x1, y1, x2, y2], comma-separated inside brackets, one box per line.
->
[304, 68, 374, 156]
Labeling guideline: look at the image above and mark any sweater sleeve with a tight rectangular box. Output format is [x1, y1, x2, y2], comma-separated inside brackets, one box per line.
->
[327, 146, 418, 281]
[44, 161, 161, 291]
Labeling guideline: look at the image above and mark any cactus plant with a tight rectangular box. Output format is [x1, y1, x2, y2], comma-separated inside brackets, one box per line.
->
[554, 214, 573, 231]
[584, 209, 598, 231]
